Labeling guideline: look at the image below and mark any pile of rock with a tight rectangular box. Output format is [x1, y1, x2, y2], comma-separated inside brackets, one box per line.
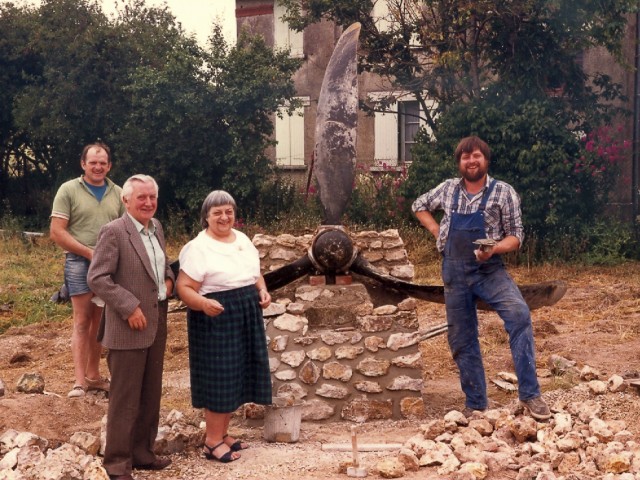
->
[2, 375, 639, 479]
[374, 369, 640, 479]
[0, 430, 106, 480]
[0, 410, 203, 480]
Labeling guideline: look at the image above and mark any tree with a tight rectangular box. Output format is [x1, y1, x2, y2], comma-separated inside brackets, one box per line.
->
[281, 0, 634, 126]
[112, 20, 302, 218]
[279, 0, 638, 246]
[0, 1, 50, 218]
[0, 0, 301, 228]
[12, 0, 119, 181]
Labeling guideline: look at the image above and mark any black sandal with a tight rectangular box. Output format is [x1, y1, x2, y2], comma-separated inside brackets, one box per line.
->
[223, 434, 248, 452]
[203, 442, 238, 463]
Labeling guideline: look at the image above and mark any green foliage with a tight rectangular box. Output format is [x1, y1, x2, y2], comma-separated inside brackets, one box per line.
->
[0, 0, 301, 227]
[0, 201, 24, 232]
[250, 175, 322, 230]
[573, 125, 631, 212]
[526, 220, 637, 265]
[110, 13, 300, 219]
[346, 164, 413, 229]
[403, 90, 633, 259]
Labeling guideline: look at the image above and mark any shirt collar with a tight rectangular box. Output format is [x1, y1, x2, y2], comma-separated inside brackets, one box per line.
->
[127, 213, 156, 235]
[458, 174, 494, 193]
[79, 176, 112, 187]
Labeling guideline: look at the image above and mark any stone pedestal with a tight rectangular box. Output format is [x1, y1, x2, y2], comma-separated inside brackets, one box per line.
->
[262, 283, 424, 422]
[249, 229, 426, 423]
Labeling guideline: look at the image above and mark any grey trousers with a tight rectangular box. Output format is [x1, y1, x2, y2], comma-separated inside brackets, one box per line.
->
[103, 310, 167, 476]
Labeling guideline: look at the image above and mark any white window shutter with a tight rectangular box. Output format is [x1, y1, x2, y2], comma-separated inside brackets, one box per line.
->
[276, 104, 305, 167]
[289, 109, 305, 165]
[372, 0, 391, 32]
[275, 111, 292, 166]
[274, 3, 304, 57]
[374, 104, 398, 166]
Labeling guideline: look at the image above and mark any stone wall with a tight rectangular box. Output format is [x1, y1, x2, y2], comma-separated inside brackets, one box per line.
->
[251, 229, 427, 422]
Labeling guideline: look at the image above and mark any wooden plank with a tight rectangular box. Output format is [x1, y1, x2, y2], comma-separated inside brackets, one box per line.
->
[321, 443, 403, 452]
[0, 229, 44, 238]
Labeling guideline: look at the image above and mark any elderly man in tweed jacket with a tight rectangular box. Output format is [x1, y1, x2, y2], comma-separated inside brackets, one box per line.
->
[88, 174, 174, 480]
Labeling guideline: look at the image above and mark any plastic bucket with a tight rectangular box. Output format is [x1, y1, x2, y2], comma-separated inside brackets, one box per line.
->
[263, 397, 303, 443]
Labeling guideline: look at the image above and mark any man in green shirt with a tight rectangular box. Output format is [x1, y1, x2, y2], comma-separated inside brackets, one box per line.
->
[50, 142, 125, 398]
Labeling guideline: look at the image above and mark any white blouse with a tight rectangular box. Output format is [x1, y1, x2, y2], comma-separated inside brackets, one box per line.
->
[179, 229, 260, 295]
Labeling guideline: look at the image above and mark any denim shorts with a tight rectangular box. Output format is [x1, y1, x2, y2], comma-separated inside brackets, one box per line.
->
[64, 253, 91, 296]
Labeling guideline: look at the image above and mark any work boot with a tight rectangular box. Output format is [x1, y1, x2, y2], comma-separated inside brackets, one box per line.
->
[520, 396, 551, 420]
[462, 407, 486, 418]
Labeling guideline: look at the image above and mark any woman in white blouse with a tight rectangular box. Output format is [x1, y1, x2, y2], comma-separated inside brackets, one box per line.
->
[176, 190, 272, 463]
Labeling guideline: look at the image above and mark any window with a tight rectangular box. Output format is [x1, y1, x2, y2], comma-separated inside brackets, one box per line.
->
[372, 0, 392, 32]
[274, 2, 304, 57]
[275, 97, 309, 167]
[372, 93, 435, 166]
[399, 101, 420, 163]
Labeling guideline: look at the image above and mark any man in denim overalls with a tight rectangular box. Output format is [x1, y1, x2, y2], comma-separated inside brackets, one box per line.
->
[412, 136, 550, 420]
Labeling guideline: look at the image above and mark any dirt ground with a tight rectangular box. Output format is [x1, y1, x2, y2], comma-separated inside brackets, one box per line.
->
[1, 263, 640, 479]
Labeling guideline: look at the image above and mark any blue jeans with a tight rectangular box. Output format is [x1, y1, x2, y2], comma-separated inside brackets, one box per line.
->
[442, 257, 541, 409]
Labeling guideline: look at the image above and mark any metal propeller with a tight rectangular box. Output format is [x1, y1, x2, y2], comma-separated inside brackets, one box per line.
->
[262, 22, 568, 312]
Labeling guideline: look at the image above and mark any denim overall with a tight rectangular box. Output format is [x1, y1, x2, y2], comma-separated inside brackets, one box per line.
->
[442, 180, 540, 410]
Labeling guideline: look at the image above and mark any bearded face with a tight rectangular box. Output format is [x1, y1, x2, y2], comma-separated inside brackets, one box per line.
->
[458, 149, 489, 183]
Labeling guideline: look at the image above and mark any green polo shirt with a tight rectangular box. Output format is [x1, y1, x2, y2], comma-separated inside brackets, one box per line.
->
[51, 176, 125, 248]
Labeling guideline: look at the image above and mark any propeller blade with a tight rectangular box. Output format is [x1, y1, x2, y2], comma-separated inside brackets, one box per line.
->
[350, 253, 445, 303]
[314, 22, 360, 224]
[350, 254, 567, 311]
[515, 281, 568, 310]
[264, 253, 314, 291]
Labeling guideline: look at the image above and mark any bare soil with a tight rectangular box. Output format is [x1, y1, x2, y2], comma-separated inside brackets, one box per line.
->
[1, 263, 640, 479]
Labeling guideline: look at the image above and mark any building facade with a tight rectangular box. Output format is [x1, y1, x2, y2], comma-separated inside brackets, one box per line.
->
[235, 1, 639, 221]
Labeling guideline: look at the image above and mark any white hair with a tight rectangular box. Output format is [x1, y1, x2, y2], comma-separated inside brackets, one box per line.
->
[122, 174, 159, 200]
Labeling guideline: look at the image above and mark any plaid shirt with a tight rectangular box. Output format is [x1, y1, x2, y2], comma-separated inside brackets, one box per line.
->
[412, 175, 524, 253]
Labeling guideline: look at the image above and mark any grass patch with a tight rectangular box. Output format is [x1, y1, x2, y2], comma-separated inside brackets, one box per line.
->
[399, 225, 441, 283]
[2, 220, 638, 337]
[0, 233, 72, 334]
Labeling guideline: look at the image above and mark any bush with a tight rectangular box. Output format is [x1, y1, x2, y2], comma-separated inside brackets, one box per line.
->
[527, 220, 637, 265]
[403, 91, 634, 261]
[247, 175, 322, 235]
[345, 164, 414, 229]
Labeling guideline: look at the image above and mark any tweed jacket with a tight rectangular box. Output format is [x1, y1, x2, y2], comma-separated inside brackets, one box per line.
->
[88, 213, 174, 350]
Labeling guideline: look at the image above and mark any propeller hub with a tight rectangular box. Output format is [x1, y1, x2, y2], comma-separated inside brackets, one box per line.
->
[309, 226, 358, 274]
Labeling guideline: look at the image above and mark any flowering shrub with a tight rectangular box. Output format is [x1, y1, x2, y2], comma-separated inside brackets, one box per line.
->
[346, 163, 412, 229]
[574, 125, 631, 200]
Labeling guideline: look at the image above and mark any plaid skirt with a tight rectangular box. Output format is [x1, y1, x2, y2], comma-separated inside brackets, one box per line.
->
[187, 285, 272, 413]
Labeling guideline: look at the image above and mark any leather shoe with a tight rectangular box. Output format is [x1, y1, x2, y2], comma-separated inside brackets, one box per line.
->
[134, 456, 172, 470]
[108, 475, 135, 480]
